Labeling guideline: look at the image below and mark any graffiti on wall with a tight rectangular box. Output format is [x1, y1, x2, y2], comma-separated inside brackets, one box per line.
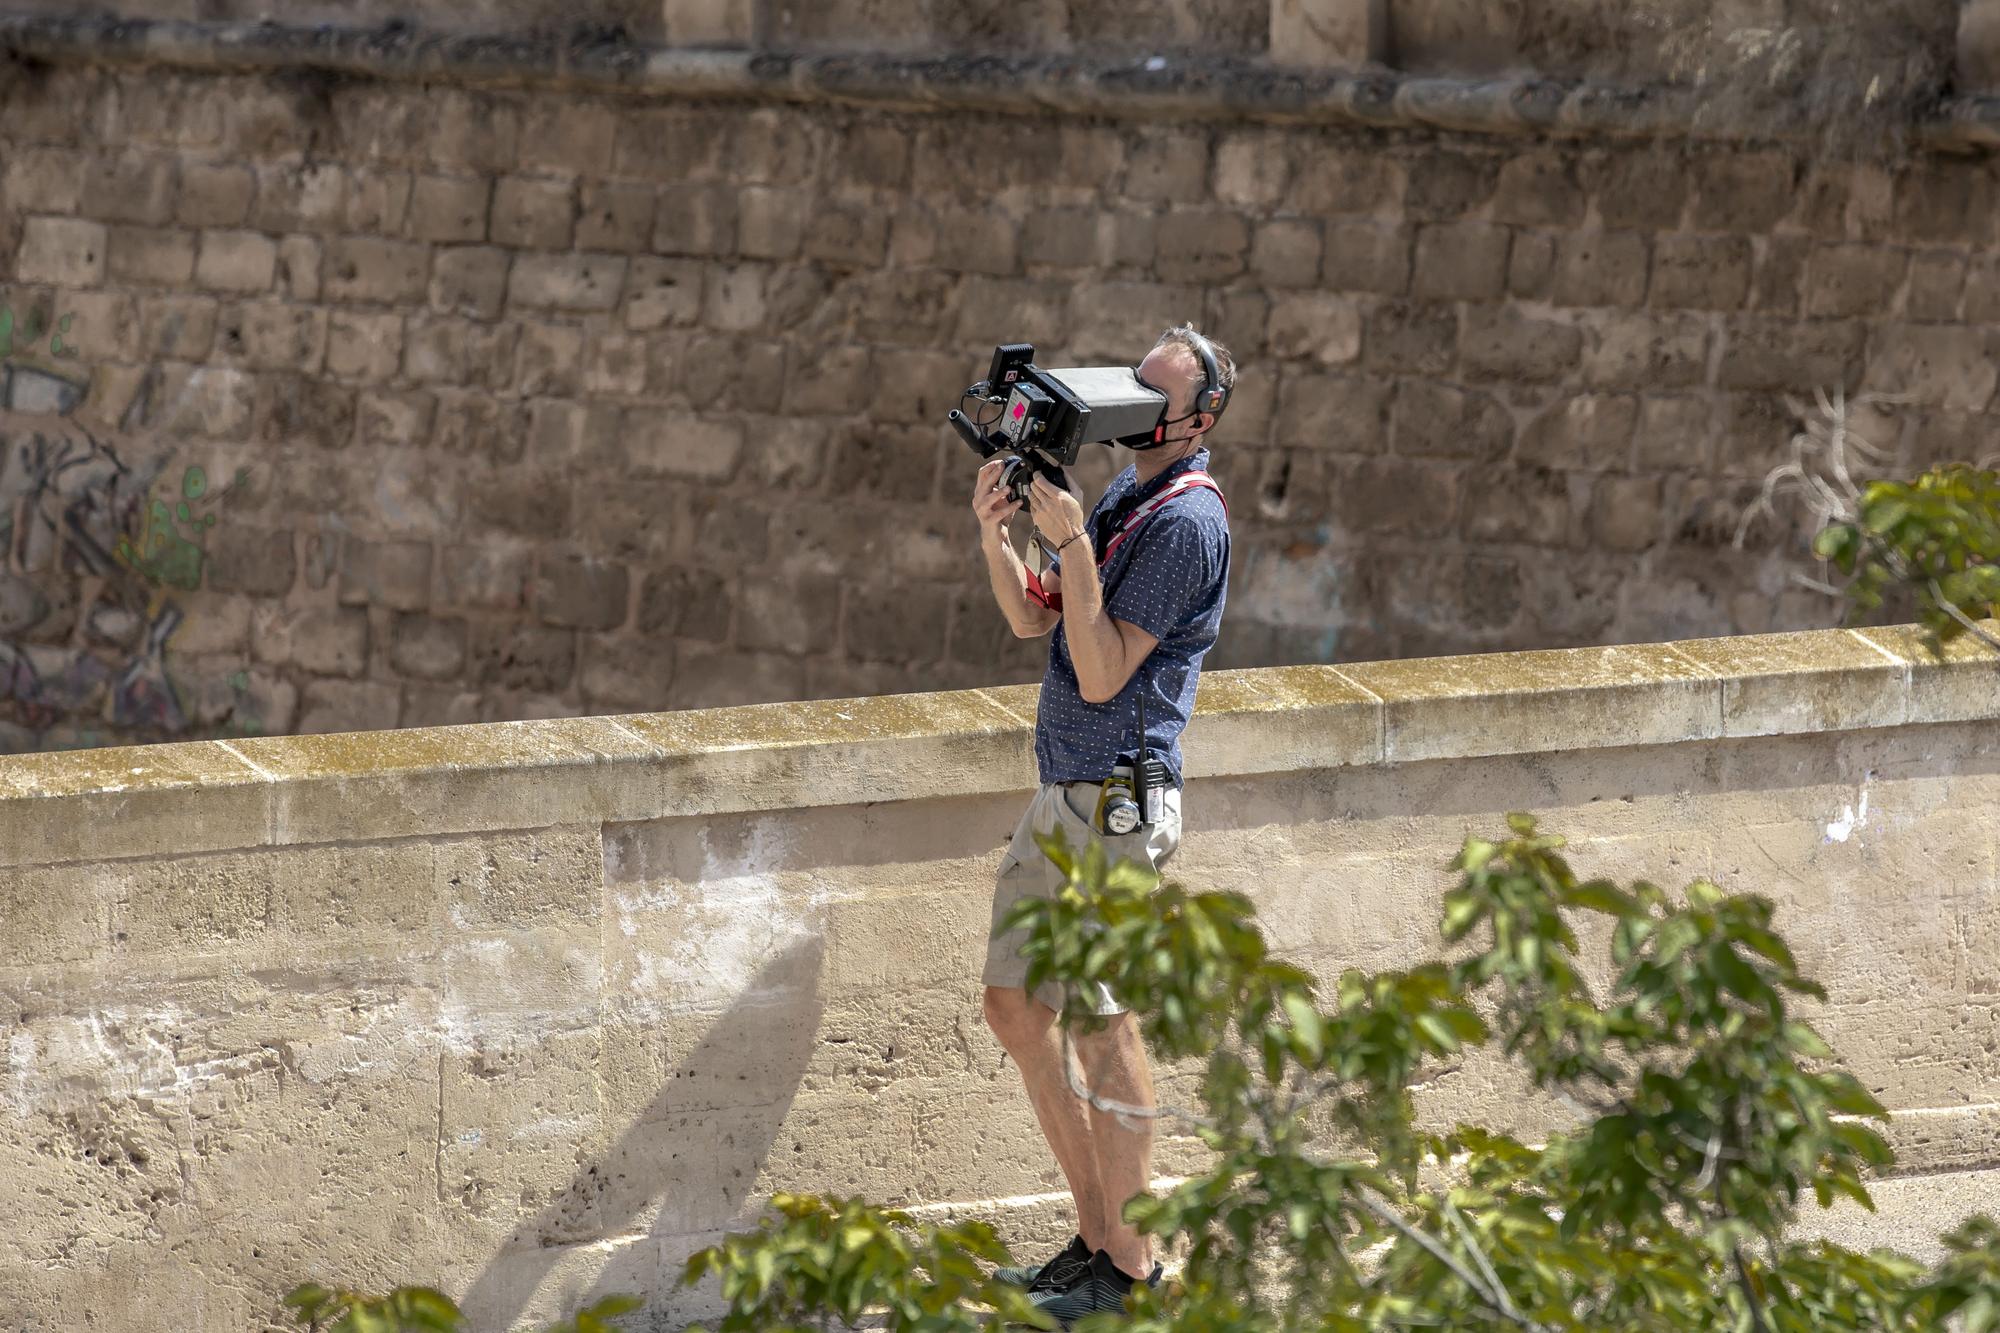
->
[0, 348, 258, 750]
[2, 424, 180, 732]
[0, 303, 80, 364]
[117, 463, 223, 592]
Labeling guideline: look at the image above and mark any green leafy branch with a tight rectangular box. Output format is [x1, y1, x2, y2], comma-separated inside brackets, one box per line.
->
[1023, 817, 1995, 1329]
[657, 813, 2000, 1332]
[1740, 386, 2000, 655]
[281, 1284, 640, 1333]
[1814, 464, 2000, 654]
[679, 1193, 1055, 1332]
[282, 1285, 462, 1333]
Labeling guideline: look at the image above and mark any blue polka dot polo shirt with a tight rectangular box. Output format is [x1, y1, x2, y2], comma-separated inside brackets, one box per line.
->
[1035, 447, 1231, 790]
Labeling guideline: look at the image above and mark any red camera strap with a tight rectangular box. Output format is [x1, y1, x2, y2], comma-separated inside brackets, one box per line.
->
[1026, 567, 1058, 610]
[1098, 471, 1225, 564]
[1025, 470, 1226, 613]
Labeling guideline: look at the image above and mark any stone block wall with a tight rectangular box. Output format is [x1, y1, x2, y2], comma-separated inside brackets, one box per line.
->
[1, 15, 1997, 752]
[2, 625, 1998, 1330]
[0, 0, 1955, 85]
[0, 0, 1274, 55]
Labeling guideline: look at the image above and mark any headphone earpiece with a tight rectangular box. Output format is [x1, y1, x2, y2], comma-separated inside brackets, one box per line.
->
[1186, 329, 1230, 420]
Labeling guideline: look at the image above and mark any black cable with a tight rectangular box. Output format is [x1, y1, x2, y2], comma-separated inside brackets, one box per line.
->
[959, 389, 1005, 430]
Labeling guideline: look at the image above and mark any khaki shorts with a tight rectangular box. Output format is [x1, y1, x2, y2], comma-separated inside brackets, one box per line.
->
[981, 781, 1184, 1017]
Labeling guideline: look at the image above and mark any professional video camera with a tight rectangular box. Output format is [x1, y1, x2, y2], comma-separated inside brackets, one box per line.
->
[948, 344, 1170, 508]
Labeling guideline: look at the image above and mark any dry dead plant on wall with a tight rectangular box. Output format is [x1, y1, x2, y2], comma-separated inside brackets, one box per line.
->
[1739, 387, 2000, 655]
[1735, 386, 1902, 550]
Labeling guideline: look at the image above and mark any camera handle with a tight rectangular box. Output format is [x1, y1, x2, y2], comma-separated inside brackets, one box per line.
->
[948, 407, 1005, 458]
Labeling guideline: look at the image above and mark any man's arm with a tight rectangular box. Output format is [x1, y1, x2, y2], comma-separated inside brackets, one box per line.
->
[982, 533, 1061, 639]
[1026, 474, 1159, 703]
[973, 459, 1060, 639]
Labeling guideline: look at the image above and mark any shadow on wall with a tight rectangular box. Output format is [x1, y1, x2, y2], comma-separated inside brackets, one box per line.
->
[451, 937, 826, 1332]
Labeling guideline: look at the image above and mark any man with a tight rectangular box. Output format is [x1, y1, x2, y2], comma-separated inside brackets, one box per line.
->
[971, 324, 1234, 1326]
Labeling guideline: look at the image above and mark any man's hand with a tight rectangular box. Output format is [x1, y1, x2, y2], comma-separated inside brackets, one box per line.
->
[973, 460, 1060, 639]
[1027, 474, 1088, 553]
[972, 459, 1022, 547]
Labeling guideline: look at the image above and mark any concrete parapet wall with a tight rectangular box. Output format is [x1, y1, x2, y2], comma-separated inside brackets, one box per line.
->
[2, 623, 1998, 1328]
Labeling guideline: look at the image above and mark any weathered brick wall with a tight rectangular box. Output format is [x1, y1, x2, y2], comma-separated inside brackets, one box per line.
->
[1396, 0, 1952, 84]
[1, 34, 1994, 751]
[0, 0, 1274, 55]
[0, 0, 1953, 79]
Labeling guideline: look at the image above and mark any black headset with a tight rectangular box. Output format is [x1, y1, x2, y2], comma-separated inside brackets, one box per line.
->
[1185, 328, 1231, 419]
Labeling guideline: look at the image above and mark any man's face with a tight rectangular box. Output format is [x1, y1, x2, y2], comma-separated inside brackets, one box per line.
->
[1136, 345, 1206, 442]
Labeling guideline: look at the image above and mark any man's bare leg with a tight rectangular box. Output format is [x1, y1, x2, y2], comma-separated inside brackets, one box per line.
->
[984, 985, 1110, 1253]
[1073, 1012, 1156, 1278]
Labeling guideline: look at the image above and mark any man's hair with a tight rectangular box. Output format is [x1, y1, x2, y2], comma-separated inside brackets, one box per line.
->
[1154, 324, 1237, 411]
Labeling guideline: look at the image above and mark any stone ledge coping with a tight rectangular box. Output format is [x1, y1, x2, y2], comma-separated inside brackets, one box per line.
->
[1, 12, 1995, 150]
[1, 623, 1995, 868]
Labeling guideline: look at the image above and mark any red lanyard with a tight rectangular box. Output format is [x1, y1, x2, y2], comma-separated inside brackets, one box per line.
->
[1026, 470, 1226, 612]
[1097, 470, 1226, 565]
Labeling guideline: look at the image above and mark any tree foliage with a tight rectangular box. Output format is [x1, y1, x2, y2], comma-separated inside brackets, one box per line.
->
[280, 1284, 640, 1333]
[683, 818, 2000, 1331]
[1813, 464, 2000, 653]
[680, 1193, 1056, 1332]
[1742, 388, 2000, 656]
[283, 1284, 464, 1333]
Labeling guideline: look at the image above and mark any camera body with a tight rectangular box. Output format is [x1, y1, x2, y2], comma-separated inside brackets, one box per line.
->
[948, 344, 1170, 506]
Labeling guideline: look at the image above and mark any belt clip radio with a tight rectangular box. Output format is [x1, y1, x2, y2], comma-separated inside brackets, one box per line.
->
[1095, 769, 1141, 836]
[1096, 689, 1169, 835]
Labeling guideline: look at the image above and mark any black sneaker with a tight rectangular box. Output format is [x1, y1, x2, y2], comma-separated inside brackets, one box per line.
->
[1028, 1248, 1162, 1327]
[994, 1233, 1091, 1292]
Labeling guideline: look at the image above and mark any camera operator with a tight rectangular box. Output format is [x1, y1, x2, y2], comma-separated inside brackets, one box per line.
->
[972, 324, 1234, 1323]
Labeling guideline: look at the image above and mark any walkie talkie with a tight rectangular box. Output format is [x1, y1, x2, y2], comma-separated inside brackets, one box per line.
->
[1134, 690, 1170, 827]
